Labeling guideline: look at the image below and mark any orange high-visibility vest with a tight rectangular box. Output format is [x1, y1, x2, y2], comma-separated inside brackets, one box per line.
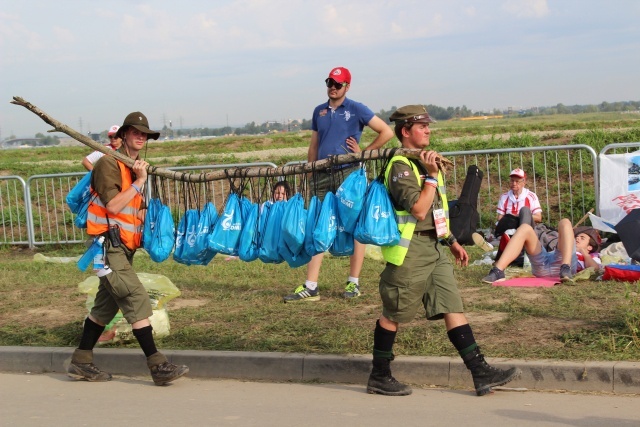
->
[87, 160, 143, 250]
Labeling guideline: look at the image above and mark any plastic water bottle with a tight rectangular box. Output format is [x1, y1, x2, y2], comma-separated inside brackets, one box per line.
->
[93, 241, 105, 271]
[77, 236, 104, 272]
[523, 253, 531, 270]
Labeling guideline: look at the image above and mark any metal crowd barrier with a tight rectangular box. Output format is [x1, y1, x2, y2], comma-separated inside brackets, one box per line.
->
[440, 144, 599, 228]
[6, 144, 640, 248]
[0, 176, 29, 246]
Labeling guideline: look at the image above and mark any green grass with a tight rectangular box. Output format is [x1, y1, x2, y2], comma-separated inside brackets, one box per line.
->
[1, 244, 639, 361]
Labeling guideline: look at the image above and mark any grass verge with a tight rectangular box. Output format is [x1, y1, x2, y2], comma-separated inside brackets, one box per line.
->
[1, 244, 639, 361]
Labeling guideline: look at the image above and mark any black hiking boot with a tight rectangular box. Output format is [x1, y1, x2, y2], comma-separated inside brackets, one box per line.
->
[150, 361, 189, 386]
[366, 357, 412, 396]
[463, 347, 520, 396]
[67, 349, 112, 382]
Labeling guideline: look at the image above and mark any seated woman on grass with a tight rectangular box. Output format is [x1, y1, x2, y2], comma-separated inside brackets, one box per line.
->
[482, 219, 602, 283]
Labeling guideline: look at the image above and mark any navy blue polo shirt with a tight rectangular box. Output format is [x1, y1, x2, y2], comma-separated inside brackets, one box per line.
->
[311, 97, 375, 160]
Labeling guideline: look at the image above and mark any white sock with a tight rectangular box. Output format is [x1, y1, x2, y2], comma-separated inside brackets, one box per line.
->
[305, 280, 318, 291]
[348, 276, 359, 285]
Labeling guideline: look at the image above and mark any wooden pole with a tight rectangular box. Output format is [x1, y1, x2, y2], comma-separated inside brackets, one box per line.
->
[11, 96, 452, 183]
[573, 208, 594, 228]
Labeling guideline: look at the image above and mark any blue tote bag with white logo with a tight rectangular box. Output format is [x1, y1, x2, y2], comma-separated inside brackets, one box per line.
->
[194, 202, 218, 265]
[148, 202, 175, 263]
[174, 209, 200, 265]
[335, 167, 367, 233]
[313, 192, 338, 253]
[208, 193, 243, 255]
[258, 200, 285, 264]
[238, 199, 260, 262]
[354, 179, 400, 246]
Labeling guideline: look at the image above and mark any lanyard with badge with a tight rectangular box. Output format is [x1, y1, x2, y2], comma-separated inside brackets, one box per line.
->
[420, 165, 448, 238]
[430, 175, 448, 238]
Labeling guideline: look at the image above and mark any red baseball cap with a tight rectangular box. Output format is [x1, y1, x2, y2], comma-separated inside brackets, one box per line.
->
[327, 67, 351, 84]
[510, 168, 526, 179]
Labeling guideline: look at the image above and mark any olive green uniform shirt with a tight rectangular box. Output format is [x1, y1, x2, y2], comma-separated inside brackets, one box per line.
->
[387, 160, 437, 232]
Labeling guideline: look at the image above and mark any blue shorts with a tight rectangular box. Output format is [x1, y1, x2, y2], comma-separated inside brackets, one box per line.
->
[528, 243, 578, 278]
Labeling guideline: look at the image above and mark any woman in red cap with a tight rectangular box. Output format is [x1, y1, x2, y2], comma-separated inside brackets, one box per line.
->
[82, 125, 122, 171]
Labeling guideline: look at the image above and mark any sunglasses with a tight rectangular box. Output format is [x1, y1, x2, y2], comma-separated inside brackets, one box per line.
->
[325, 78, 347, 90]
[108, 136, 118, 140]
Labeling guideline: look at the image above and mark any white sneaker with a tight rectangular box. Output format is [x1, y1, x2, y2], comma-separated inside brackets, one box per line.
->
[472, 233, 494, 252]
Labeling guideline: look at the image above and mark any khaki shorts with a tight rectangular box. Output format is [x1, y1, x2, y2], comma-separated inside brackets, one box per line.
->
[90, 241, 153, 325]
[379, 234, 464, 323]
[312, 164, 360, 201]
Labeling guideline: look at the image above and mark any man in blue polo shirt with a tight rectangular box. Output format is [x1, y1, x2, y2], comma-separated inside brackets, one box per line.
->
[283, 66, 393, 303]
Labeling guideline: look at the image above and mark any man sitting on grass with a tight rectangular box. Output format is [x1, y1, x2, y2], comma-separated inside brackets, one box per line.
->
[482, 219, 601, 283]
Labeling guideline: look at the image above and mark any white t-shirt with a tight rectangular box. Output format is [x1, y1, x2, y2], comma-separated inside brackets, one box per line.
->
[496, 188, 542, 217]
[84, 145, 115, 165]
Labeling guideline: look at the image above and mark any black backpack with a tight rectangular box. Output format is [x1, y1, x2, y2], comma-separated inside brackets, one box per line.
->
[449, 165, 483, 245]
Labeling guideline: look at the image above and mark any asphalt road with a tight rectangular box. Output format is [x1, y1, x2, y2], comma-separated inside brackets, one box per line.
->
[1, 372, 638, 427]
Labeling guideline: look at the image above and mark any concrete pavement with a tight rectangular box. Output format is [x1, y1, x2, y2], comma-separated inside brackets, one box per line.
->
[1, 346, 640, 395]
[1, 372, 639, 427]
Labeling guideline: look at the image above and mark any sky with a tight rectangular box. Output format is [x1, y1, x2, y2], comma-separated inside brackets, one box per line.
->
[1, 0, 639, 138]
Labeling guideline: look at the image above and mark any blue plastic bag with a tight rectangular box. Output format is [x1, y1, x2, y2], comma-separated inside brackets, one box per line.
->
[208, 193, 243, 255]
[313, 192, 338, 253]
[280, 233, 312, 268]
[173, 209, 201, 265]
[354, 180, 400, 246]
[259, 200, 285, 264]
[194, 202, 218, 265]
[335, 167, 367, 233]
[148, 202, 175, 263]
[143, 198, 160, 252]
[329, 220, 355, 257]
[304, 196, 323, 257]
[66, 172, 92, 214]
[280, 193, 306, 255]
[73, 206, 88, 229]
[238, 200, 260, 262]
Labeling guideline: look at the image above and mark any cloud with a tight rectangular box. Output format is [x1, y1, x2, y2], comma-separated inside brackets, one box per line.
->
[503, 0, 549, 18]
[53, 26, 75, 45]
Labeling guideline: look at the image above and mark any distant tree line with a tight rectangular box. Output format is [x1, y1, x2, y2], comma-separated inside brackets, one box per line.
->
[172, 100, 640, 138]
[12, 100, 636, 144]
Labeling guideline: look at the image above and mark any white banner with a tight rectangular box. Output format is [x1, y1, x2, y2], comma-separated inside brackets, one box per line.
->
[599, 150, 640, 225]
[588, 213, 617, 233]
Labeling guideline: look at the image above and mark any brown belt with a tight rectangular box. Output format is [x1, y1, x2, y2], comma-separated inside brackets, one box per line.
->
[414, 230, 437, 237]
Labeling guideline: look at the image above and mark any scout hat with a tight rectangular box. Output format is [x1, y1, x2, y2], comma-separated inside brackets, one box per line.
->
[116, 112, 160, 140]
[573, 226, 601, 252]
[389, 105, 436, 124]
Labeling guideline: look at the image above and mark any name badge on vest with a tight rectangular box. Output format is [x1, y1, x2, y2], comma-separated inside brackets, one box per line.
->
[433, 208, 448, 238]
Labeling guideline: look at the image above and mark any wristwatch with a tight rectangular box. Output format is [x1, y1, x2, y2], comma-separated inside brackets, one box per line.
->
[439, 234, 457, 247]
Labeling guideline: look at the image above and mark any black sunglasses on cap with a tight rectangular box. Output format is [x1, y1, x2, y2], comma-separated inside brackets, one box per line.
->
[325, 78, 347, 90]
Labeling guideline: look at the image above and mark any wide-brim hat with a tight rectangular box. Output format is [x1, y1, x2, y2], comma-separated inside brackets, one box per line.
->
[573, 226, 601, 252]
[116, 111, 160, 140]
[389, 105, 435, 124]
